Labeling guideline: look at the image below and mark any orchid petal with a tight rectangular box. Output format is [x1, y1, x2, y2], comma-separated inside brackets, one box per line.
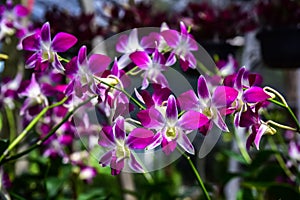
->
[116, 34, 128, 53]
[53, 54, 65, 71]
[243, 86, 271, 103]
[212, 86, 238, 108]
[89, 54, 111, 74]
[111, 156, 124, 175]
[177, 90, 199, 111]
[161, 30, 180, 48]
[254, 124, 268, 150]
[177, 130, 195, 155]
[129, 154, 144, 173]
[22, 33, 41, 51]
[235, 67, 245, 90]
[52, 32, 77, 52]
[114, 117, 125, 140]
[14, 5, 29, 17]
[161, 136, 177, 155]
[98, 126, 115, 148]
[41, 22, 51, 43]
[78, 46, 87, 65]
[213, 111, 229, 132]
[99, 150, 113, 167]
[127, 128, 154, 149]
[137, 107, 164, 129]
[178, 111, 209, 130]
[130, 51, 151, 69]
[166, 95, 178, 121]
[147, 132, 162, 149]
[197, 75, 211, 100]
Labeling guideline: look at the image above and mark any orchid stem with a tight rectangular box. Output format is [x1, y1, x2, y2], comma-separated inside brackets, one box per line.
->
[5, 106, 16, 145]
[268, 137, 296, 182]
[0, 97, 68, 163]
[266, 120, 297, 132]
[233, 127, 252, 164]
[265, 87, 300, 132]
[197, 61, 214, 76]
[0, 96, 96, 165]
[177, 147, 211, 200]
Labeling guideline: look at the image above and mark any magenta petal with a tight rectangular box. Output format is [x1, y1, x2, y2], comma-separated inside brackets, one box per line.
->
[25, 52, 40, 68]
[129, 154, 144, 173]
[53, 54, 65, 71]
[254, 124, 268, 150]
[177, 90, 199, 110]
[243, 86, 271, 103]
[89, 54, 111, 74]
[155, 73, 169, 88]
[22, 33, 41, 51]
[147, 132, 162, 149]
[52, 32, 77, 52]
[78, 46, 87, 65]
[137, 108, 164, 129]
[161, 136, 177, 155]
[116, 34, 128, 53]
[130, 51, 151, 69]
[212, 86, 238, 108]
[161, 30, 180, 48]
[99, 150, 113, 167]
[114, 117, 125, 140]
[41, 22, 51, 43]
[197, 76, 210, 100]
[235, 67, 245, 90]
[213, 111, 229, 132]
[14, 5, 29, 17]
[127, 128, 154, 149]
[177, 131, 195, 155]
[166, 95, 178, 121]
[111, 157, 124, 175]
[99, 126, 115, 148]
[178, 111, 209, 130]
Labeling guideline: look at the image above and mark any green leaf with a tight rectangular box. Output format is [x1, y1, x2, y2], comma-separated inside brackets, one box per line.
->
[222, 150, 249, 164]
[0, 112, 3, 131]
[78, 189, 107, 200]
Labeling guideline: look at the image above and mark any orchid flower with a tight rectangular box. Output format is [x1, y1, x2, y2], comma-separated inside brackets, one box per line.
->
[99, 116, 154, 175]
[130, 49, 175, 89]
[22, 22, 77, 71]
[18, 73, 48, 116]
[161, 22, 198, 71]
[0, 72, 22, 109]
[178, 75, 238, 134]
[137, 95, 209, 155]
[65, 45, 111, 96]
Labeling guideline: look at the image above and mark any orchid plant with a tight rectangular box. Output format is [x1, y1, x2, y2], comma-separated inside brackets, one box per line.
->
[0, 1, 300, 199]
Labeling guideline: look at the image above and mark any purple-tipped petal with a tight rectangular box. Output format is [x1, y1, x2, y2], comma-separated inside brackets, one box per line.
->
[155, 73, 169, 88]
[111, 157, 124, 175]
[180, 21, 188, 36]
[89, 54, 111, 74]
[177, 130, 195, 155]
[99, 126, 115, 148]
[116, 34, 128, 53]
[212, 86, 238, 108]
[178, 111, 209, 130]
[22, 33, 41, 51]
[213, 111, 229, 132]
[137, 108, 165, 129]
[127, 128, 154, 149]
[78, 46, 87, 65]
[52, 32, 77, 52]
[41, 22, 51, 43]
[130, 51, 151, 69]
[177, 90, 199, 111]
[166, 95, 178, 121]
[147, 132, 162, 149]
[53, 54, 65, 71]
[25, 52, 40, 69]
[165, 53, 176, 66]
[161, 30, 180, 48]
[254, 124, 268, 150]
[243, 86, 271, 103]
[99, 150, 113, 167]
[114, 117, 125, 140]
[161, 136, 177, 155]
[129, 154, 144, 173]
[235, 67, 245, 90]
[197, 75, 211, 100]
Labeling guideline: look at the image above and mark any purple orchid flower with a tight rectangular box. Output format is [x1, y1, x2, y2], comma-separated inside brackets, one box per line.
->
[18, 73, 48, 116]
[161, 22, 198, 71]
[130, 49, 175, 89]
[116, 28, 144, 69]
[65, 45, 111, 96]
[137, 95, 209, 155]
[22, 22, 77, 71]
[0, 72, 22, 109]
[79, 166, 97, 184]
[178, 75, 238, 135]
[99, 116, 154, 175]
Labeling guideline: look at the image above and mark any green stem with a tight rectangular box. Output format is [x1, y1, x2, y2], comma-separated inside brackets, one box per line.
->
[233, 127, 252, 164]
[177, 148, 211, 200]
[197, 61, 214, 76]
[5, 106, 16, 144]
[268, 137, 296, 182]
[0, 97, 68, 163]
[0, 96, 96, 165]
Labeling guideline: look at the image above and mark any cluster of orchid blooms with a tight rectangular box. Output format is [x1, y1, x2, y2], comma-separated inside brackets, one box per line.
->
[1, 1, 300, 183]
